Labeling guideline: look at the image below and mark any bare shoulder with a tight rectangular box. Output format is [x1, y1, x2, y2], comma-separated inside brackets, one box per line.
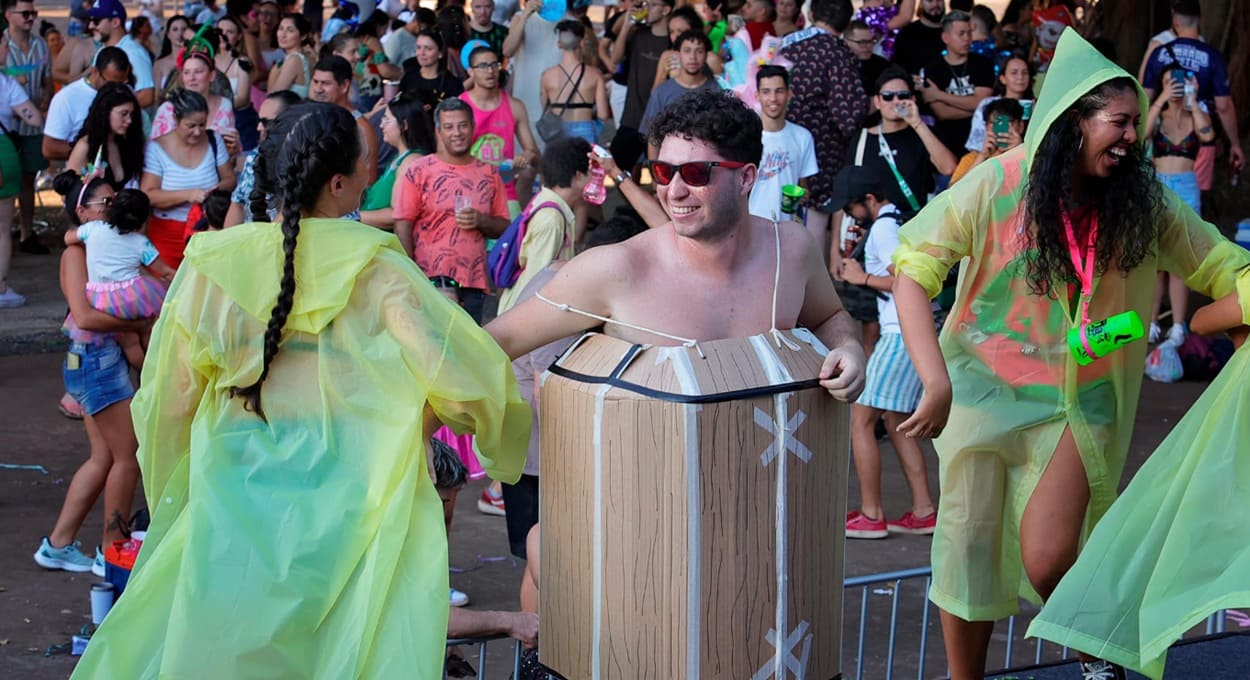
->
[754, 215, 817, 262]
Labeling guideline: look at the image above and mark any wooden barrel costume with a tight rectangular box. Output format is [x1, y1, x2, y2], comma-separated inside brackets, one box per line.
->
[538, 329, 850, 679]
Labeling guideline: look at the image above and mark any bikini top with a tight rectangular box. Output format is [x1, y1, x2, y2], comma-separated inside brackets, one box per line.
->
[1152, 124, 1200, 161]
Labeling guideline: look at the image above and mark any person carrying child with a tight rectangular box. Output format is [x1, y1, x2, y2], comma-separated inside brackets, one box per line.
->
[56, 174, 174, 369]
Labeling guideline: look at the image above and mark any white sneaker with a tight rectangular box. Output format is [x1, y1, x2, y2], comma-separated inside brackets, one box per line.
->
[450, 587, 469, 607]
[1167, 322, 1187, 345]
[92, 547, 106, 577]
[1148, 321, 1161, 344]
[0, 287, 25, 308]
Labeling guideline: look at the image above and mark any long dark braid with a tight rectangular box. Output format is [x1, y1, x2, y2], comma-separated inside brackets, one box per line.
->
[229, 103, 363, 419]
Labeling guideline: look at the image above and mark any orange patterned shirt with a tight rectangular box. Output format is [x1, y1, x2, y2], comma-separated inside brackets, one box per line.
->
[393, 155, 509, 290]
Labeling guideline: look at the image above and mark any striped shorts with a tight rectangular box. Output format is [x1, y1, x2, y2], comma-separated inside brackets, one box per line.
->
[856, 332, 923, 414]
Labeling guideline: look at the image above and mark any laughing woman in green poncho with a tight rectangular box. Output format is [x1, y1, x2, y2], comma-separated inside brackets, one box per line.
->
[1028, 274, 1250, 679]
[891, 30, 1250, 680]
[70, 103, 531, 679]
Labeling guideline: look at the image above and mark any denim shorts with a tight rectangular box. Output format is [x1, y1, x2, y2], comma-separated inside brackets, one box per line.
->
[1158, 171, 1201, 214]
[62, 340, 135, 416]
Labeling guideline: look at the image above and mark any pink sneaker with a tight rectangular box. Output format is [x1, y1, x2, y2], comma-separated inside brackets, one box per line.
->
[887, 511, 937, 535]
[845, 511, 888, 539]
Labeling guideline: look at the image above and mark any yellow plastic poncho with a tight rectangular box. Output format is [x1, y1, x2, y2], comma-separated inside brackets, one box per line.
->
[892, 30, 1250, 621]
[1028, 271, 1250, 679]
[71, 219, 531, 679]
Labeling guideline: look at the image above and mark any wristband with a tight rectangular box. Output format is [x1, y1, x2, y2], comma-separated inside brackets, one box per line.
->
[614, 170, 631, 185]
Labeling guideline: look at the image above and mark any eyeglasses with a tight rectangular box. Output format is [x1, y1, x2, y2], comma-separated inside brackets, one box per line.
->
[878, 90, 913, 101]
[258, 116, 275, 128]
[84, 196, 114, 208]
[471, 61, 501, 71]
[650, 160, 748, 187]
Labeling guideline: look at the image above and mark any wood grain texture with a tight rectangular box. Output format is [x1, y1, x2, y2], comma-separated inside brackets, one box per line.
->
[540, 333, 848, 679]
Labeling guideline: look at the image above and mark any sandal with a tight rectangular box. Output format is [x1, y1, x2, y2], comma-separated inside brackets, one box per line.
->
[58, 393, 84, 420]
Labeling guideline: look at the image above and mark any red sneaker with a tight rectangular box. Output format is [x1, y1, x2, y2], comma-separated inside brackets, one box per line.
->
[845, 511, 888, 539]
[477, 487, 506, 516]
[887, 511, 937, 535]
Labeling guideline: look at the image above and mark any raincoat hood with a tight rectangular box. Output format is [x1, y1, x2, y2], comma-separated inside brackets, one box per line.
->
[183, 218, 399, 334]
[1025, 28, 1148, 160]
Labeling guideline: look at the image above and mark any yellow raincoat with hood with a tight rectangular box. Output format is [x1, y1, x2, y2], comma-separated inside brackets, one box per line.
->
[71, 219, 531, 679]
[892, 30, 1249, 621]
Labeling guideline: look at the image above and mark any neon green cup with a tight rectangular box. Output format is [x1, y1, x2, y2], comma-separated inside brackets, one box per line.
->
[780, 184, 806, 216]
[1067, 310, 1144, 366]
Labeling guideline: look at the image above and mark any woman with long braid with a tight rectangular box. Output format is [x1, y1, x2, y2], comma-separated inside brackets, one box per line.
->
[71, 103, 531, 679]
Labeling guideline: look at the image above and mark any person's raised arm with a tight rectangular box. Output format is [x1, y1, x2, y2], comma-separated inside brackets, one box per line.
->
[269, 55, 302, 93]
[887, 0, 917, 29]
[610, 13, 636, 68]
[901, 98, 956, 174]
[502, 0, 538, 58]
[594, 151, 668, 228]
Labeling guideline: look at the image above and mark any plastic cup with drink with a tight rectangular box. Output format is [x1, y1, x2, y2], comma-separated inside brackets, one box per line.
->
[780, 184, 806, 217]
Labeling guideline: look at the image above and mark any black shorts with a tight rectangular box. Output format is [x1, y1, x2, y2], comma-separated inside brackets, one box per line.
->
[501, 474, 540, 560]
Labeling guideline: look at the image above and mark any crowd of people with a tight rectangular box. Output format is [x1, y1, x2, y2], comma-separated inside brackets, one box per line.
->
[3, 0, 1247, 678]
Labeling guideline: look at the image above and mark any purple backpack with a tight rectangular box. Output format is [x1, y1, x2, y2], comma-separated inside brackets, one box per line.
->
[487, 199, 562, 289]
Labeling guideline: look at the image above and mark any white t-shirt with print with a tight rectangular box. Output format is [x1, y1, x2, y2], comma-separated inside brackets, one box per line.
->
[77, 220, 161, 283]
[749, 121, 819, 220]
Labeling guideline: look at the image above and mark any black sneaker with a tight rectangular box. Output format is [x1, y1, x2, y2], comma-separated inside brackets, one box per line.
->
[18, 236, 49, 255]
[1080, 659, 1127, 680]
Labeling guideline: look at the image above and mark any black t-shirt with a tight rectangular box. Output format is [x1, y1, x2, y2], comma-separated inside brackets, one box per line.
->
[846, 126, 934, 210]
[398, 67, 465, 104]
[471, 24, 510, 61]
[924, 53, 995, 156]
[621, 29, 669, 129]
[858, 54, 891, 95]
[890, 21, 944, 75]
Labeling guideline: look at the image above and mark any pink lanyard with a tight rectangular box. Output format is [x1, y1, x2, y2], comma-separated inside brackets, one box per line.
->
[1063, 210, 1098, 323]
[1064, 210, 1101, 360]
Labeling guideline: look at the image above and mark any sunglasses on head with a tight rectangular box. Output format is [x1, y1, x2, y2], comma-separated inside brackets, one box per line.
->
[650, 160, 748, 187]
[878, 90, 913, 102]
[84, 196, 113, 208]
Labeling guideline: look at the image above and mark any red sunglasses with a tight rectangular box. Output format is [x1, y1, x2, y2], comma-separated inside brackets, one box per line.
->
[650, 160, 749, 187]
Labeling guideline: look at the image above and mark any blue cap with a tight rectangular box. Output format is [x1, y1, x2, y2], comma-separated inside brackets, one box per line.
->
[88, 0, 127, 21]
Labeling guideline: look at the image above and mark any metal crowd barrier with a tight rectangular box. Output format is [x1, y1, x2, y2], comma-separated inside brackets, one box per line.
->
[444, 634, 521, 680]
[843, 566, 1234, 680]
[441, 568, 1234, 679]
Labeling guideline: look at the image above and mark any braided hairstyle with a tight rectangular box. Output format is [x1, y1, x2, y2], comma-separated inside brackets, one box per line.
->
[230, 103, 362, 420]
[247, 95, 307, 222]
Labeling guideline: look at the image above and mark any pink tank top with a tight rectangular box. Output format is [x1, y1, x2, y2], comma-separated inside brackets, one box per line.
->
[459, 91, 519, 201]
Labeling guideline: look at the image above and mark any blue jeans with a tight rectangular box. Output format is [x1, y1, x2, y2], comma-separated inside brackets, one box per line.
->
[1157, 171, 1201, 214]
[63, 340, 134, 416]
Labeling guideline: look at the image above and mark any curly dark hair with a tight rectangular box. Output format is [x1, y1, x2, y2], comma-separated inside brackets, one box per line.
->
[1021, 77, 1164, 297]
[73, 83, 144, 189]
[231, 103, 363, 420]
[107, 189, 150, 235]
[646, 90, 763, 166]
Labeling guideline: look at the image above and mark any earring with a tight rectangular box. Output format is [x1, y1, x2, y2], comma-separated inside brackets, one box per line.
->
[1077, 136, 1084, 152]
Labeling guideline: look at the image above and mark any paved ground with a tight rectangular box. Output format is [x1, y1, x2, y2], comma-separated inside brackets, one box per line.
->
[0, 206, 1218, 678]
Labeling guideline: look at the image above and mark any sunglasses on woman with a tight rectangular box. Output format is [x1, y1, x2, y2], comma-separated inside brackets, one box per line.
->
[650, 160, 749, 187]
[84, 196, 113, 208]
[878, 90, 913, 102]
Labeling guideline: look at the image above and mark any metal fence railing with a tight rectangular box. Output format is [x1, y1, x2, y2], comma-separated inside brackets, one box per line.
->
[443, 568, 1236, 679]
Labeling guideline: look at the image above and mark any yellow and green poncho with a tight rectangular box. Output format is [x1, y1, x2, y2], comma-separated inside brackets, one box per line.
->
[71, 218, 531, 679]
[1029, 269, 1250, 679]
[892, 30, 1249, 622]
